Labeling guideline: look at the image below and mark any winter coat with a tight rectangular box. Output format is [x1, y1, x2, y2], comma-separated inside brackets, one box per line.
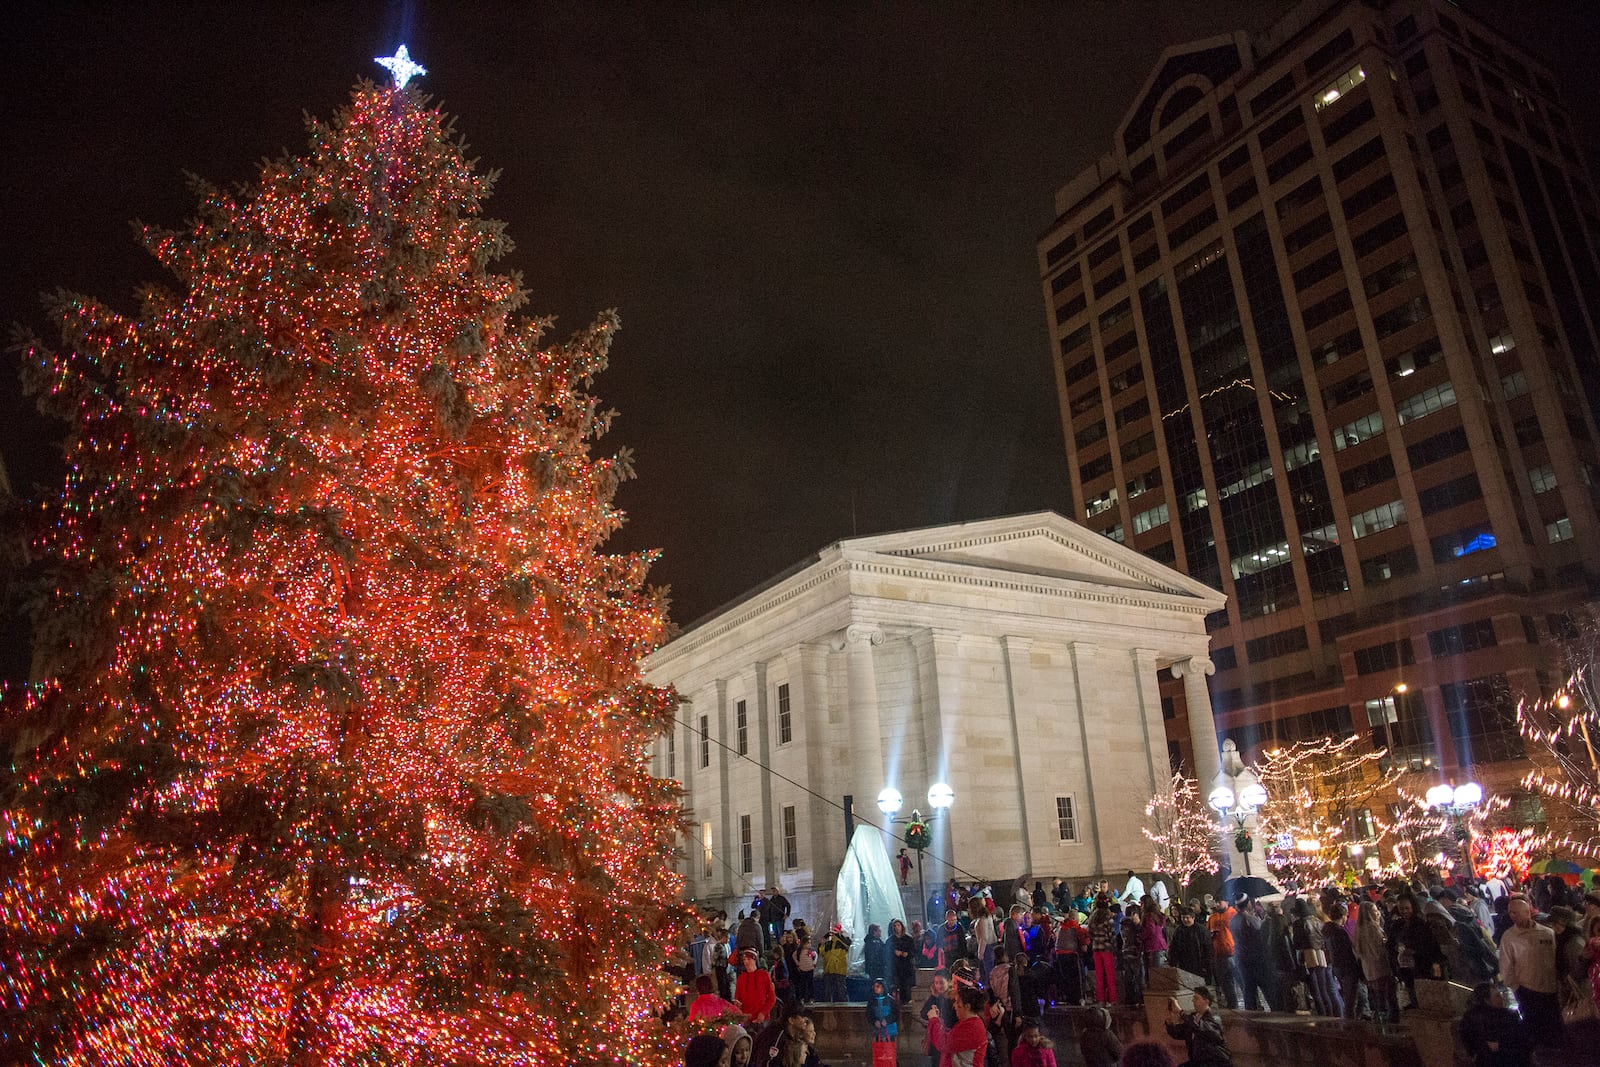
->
[821, 932, 852, 975]
[865, 934, 890, 981]
[892, 931, 918, 981]
[1323, 920, 1360, 978]
[1169, 920, 1213, 979]
[929, 1014, 988, 1067]
[1459, 1002, 1531, 1067]
[1141, 912, 1169, 953]
[735, 967, 776, 1022]
[1076, 1010, 1123, 1067]
[1207, 907, 1236, 957]
[1088, 909, 1116, 953]
[1166, 1008, 1232, 1067]
[1011, 1039, 1058, 1067]
[1355, 920, 1391, 981]
[736, 917, 763, 952]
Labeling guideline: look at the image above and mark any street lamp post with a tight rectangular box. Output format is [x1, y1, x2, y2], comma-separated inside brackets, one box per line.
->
[1424, 781, 1483, 874]
[1210, 740, 1269, 880]
[1379, 682, 1408, 770]
[891, 783, 955, 928]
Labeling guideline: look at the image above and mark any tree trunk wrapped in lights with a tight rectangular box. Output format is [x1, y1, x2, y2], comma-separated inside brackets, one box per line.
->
[1517, 611, 1600, 861]
[1143, 772, 1220, 892]
[1251, 735, 1404, 888]
[1, 80, 684, 1066]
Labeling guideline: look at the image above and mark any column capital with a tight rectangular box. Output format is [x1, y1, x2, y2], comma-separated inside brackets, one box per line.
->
[1169, 655, 1215, 679]
[831, 623, 884, 651]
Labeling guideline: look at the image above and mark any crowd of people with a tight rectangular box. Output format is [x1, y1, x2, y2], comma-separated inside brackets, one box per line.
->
[669, 868, 1600, 1067]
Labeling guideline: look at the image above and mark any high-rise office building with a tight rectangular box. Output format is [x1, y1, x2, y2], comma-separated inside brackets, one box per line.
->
[1038, 0, 1600, 810]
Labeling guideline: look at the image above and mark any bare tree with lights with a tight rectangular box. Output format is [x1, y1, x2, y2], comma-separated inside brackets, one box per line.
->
[1251, 735, 1405, 887]
[1143, 772, 1221, 892]
[1517, 609, 1600, 860]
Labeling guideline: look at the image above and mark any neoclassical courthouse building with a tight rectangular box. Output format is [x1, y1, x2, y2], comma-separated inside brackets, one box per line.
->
[645, 512, 1230, 921]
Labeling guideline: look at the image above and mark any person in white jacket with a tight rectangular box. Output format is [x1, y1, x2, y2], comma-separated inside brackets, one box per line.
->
[1120, 870, 1145, 905]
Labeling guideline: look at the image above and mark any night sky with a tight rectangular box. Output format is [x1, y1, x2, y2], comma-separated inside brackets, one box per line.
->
[4, 2, 1597, 670]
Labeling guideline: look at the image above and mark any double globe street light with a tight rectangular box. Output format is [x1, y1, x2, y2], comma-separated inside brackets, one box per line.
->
[1209, 741, 1269, 878]
[1424, 780, 1484, 874]
[878, 782, 955, 925]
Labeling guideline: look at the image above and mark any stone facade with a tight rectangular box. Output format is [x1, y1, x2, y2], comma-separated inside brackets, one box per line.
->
[645, 512, 1228, 922]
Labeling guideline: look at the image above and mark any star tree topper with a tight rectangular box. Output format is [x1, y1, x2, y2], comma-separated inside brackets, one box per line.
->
[376, 44, 427, 88]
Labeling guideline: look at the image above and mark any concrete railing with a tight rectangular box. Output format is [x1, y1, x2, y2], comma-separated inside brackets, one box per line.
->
[801, 976, 1447, 1067]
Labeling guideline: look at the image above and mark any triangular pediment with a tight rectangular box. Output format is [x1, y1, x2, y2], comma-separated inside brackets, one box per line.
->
[838, 511, 1225, 607]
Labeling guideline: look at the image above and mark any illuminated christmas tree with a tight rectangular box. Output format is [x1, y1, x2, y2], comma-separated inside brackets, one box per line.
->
[2, 54, 684, 1066]
[1143, 773, 1220, 892]
[1517, 609, 1600, 860]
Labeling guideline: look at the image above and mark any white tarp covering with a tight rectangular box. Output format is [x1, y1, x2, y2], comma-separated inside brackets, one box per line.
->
[834, 826, 906, 975]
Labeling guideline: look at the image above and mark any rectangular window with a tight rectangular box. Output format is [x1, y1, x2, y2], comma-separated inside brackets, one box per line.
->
[777, 683, 792, 745]
[1332, 136, 1385, 182]
[1548, 516, 1574, 543]
[1417, 472, 1482, 516]
[1302, 290, 1353, 330]
[782, 805, 798, 870]
[1246, 626, 1310, 663]
[1353, 638, 1415, 675]
[1251, 72, 1297, 117]
[1266, 142, 1314, 184]
[1501, 370, 1529, 399]
[1361, 545, 1418, 584]
[1350, 499, 1406, 539]
[1431, 522, 1497, 563]
[702, 822, 714, 880]
[1442, 674, 1524, 765]
[699, 714, 711, 768]
[1407, 426, 1469, 469]
[1528, 465, 1557, 494]
[1315, 64, 1369, 111]
[1055, 796, 1080, 843]
[1332, 411, 1384, 450]
[1395, 381, 1457, 424]
[1343, 173, 1398, 223]
[735, 699, 748, 756]
[1371, 292, 1429, 337]
[1086, 487, 1119, 518]
[1293, 249, 1344, 291]
[1428, 618, 1497, 658]
[1133, 502, 1170, 535]
[1099, 299, 1133, 331]
[739, 814, 753, 875]
[1323, 98, 1375, 147]
[666, 732, 676, 779]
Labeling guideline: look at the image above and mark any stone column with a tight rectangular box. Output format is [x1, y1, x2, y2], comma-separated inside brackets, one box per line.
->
[832, 623, 886, 816]
[1130, 647, 1166, 793]
[910, 627, 961, 894]
[999, 635, 1036, 876]
[754, 661, 777, 887]
[1170, 657, 1221, 794]
[713, 678, 735, 898]
[1067, 641, 1106, 876]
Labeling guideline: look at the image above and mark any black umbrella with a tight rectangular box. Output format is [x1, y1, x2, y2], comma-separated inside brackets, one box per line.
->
[1221, 876, 1280, 903]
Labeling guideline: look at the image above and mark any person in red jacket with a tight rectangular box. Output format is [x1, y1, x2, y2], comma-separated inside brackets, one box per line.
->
[734, 948, 777, 1024]
[928, 985, 988, 1067]
[1010, 1018, 1058, 1067]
